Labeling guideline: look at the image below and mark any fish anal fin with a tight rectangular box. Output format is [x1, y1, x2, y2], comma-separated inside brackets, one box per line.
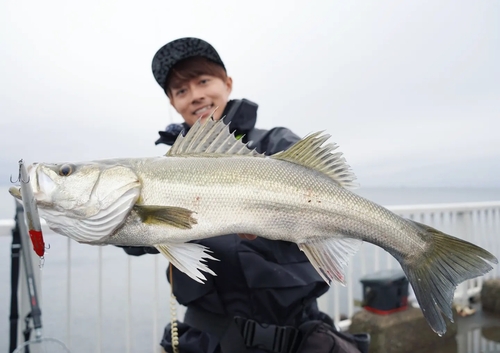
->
[271, 132, 358, 189]
[299, 237, 362, 286]
[155, 243, 219, 283]
[134, 205, 197, 229]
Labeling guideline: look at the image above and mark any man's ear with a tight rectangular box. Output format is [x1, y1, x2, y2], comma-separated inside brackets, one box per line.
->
[226, 76, 233, 94]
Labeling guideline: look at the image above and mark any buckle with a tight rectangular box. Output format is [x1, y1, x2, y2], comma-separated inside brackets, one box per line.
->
[234, 317, 298, 353]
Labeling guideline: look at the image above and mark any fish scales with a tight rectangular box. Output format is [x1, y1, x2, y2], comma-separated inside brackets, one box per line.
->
[112, 154, 427, 259]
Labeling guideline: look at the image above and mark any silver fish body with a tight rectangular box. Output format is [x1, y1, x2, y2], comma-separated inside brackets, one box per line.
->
[10, 117, 498, 336]
[109, 155, 415, 255]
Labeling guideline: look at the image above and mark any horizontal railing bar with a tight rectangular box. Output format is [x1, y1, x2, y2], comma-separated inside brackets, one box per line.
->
[387, 201, 500, 213]
[2, 201, 500, 237]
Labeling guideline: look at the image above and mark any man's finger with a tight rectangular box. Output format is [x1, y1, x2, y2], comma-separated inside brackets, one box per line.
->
[238, 233, 258, 240]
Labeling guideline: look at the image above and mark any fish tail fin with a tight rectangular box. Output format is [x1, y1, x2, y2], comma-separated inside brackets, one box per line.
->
[400, 221, 498, 336]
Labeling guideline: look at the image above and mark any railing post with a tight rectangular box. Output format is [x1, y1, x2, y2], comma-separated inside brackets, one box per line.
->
[98, 246, 103, 353]
[153, 255, 159, 352]
[454, 210, 472, 307]
[66, 237, 72, 350]
[495, 207, 500, 279]
[126, 255, 132, 353]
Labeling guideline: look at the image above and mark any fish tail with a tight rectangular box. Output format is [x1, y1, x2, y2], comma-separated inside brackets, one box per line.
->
[400, 220, 498, 336]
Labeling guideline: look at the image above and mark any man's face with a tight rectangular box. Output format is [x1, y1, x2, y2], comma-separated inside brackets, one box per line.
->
[169, 74, 233, 126]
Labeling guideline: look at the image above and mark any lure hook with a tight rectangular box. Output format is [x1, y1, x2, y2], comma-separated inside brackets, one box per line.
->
[13, 159, 30, 183]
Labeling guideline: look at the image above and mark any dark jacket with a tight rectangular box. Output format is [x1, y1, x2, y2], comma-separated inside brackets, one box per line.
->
[122, 99, 330, 353]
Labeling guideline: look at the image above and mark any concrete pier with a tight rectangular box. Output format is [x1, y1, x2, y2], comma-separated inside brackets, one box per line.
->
[481, 279, 500, 315]
[349, 307, 457, 353]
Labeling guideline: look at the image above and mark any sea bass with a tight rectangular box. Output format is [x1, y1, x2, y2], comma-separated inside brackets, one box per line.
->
[9, 117, 497, 336]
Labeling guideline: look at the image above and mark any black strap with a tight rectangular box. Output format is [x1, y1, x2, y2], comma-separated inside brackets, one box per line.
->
[23, 313, 33, 344]
[9, 210, 21, 353]
[234, 316, 299, 353]
[352, 333, 370, 353]
[184, 307, 300, 353]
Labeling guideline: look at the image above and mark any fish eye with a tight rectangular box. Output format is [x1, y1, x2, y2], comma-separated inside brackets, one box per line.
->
[59, 164, 73, 177]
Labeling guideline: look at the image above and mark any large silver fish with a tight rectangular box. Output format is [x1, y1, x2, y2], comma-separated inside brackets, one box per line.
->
[10, 117, 497, 335]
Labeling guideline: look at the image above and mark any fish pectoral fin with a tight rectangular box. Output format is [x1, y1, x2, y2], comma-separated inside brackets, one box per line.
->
[134, 205, 197, 229]
[299, 237, 362, 286]
[155, 243, 219, 283]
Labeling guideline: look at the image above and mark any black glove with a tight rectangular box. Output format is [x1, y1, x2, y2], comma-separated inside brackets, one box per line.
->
[117, 246, 160, 256]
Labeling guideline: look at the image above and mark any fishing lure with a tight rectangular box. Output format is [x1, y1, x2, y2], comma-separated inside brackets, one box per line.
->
[18, 159, 46, 257]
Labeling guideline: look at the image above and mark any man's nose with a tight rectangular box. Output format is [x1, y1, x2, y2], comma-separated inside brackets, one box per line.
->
[190, 85, 205, 103]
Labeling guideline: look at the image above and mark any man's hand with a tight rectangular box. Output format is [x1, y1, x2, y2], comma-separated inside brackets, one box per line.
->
[238, 233, 257, 241]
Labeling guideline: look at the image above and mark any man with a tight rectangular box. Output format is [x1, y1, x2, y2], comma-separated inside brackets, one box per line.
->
[123, 37, 368, 353]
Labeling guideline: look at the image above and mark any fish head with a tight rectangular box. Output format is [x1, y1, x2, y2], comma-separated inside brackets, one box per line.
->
[12, 161, 142, 243]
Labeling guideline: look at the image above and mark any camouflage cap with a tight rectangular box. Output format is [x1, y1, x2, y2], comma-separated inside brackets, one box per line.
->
[151, 37, 225, 90]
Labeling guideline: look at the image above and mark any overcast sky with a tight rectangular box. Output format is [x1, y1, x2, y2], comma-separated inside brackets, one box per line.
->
[1, 0, 499, 187]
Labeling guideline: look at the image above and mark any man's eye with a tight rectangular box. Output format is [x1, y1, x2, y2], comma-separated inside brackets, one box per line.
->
[175, 89, 186, 96]
[200, 79, 210, 84]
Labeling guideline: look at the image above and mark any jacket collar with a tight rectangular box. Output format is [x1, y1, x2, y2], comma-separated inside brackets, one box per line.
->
[155, 99, 258, 146]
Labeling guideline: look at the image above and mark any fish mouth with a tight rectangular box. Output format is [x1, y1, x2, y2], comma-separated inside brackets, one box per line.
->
[8, 163, 39, 201]
[23, 163, 56, 206]
[36, 167, 56, 197]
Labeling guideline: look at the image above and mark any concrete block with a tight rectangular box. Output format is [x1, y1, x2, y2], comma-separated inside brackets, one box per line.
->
[481, 279, 500, 314]
[482, 325, 500, 343]
[348, 307, 457, 353]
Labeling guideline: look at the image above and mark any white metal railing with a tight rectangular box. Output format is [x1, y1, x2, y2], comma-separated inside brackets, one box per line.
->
[321, 201, 500, 331]
[1, 201, 499, 353]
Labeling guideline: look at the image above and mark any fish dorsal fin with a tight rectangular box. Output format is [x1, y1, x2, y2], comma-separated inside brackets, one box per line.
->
[271, 132, 358, 189]
[167, 115, 264, 157]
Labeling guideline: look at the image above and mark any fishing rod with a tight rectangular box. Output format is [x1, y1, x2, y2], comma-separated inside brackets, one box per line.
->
[11, 160, 69, 353]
